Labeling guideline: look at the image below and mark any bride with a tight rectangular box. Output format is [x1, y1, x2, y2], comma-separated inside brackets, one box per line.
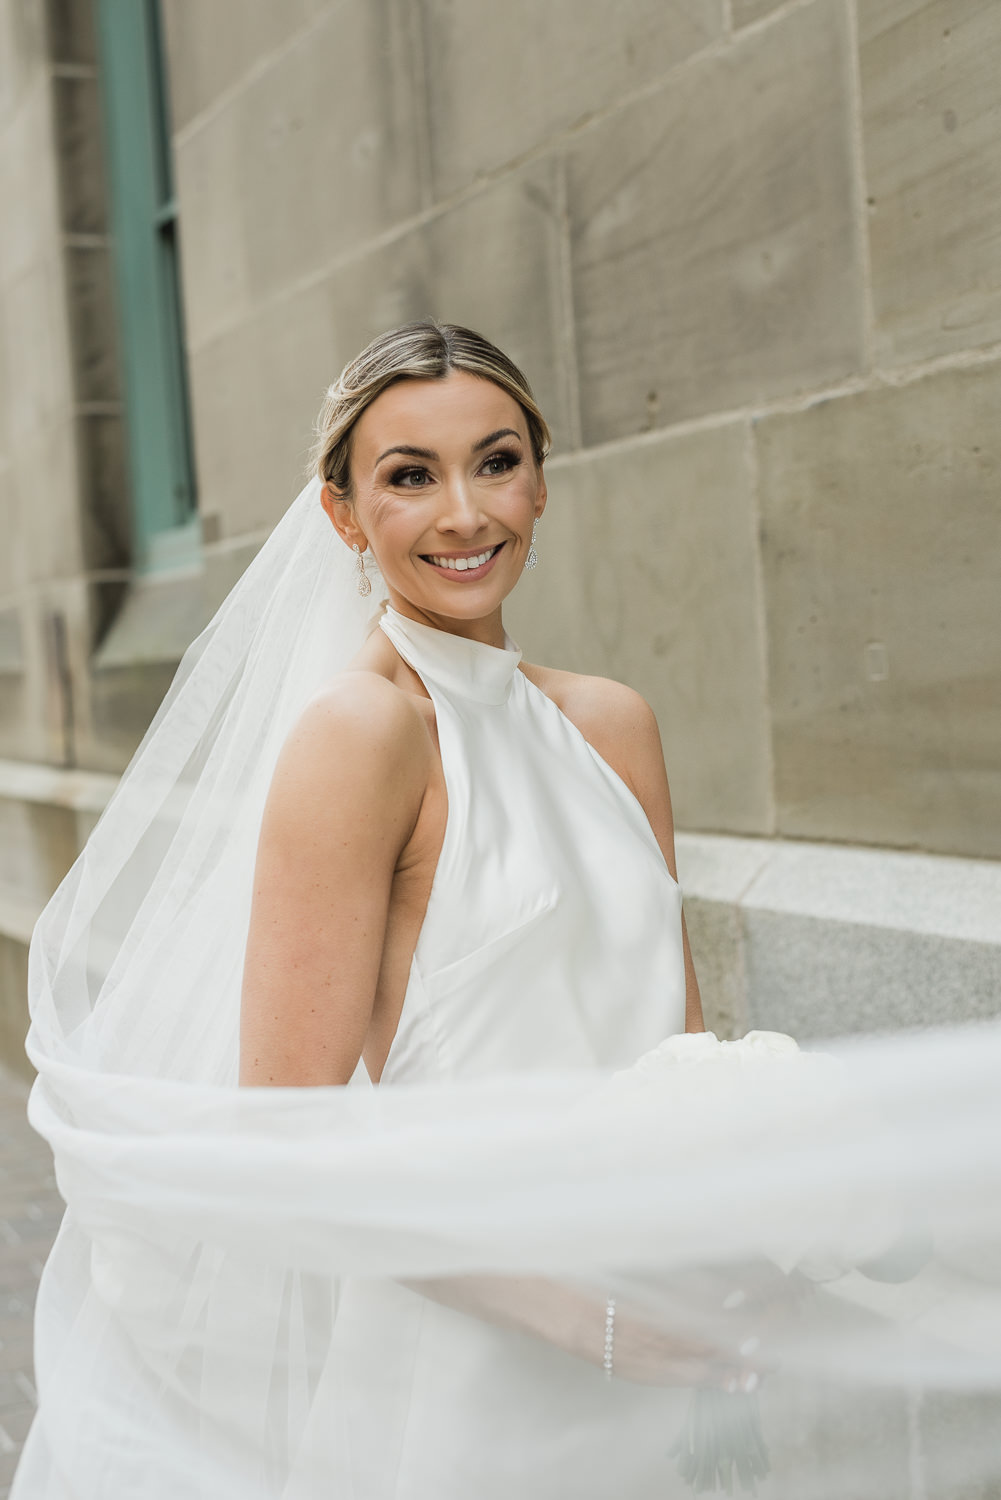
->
[14, 322, 1001, 1498]
[240, 320, 770, 1492]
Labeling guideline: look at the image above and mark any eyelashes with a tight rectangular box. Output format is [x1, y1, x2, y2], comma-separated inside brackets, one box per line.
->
[480, 449, 521, 477]
[386, 449, 522, 489]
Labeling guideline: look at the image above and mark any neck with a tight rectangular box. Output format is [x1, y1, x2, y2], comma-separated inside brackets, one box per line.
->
[385, 597, 507, 649]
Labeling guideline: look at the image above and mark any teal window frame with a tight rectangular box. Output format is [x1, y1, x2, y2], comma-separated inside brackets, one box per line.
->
[95, 0, 198, 574]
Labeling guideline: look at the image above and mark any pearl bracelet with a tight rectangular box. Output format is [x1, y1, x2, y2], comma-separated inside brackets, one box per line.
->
[603, 1296, 616, 1381]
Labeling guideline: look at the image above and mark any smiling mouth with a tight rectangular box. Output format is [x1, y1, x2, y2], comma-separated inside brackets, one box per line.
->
[420, 542, 505, 575]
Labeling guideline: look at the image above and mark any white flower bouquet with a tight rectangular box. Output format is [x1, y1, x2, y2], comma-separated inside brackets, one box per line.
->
[612, 1029, 932, 1494]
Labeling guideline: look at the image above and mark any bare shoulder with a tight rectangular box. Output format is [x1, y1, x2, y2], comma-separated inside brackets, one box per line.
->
[294, 667, 428, 749]
[519, 662, 661, 788]
[265, 669, 432, 828]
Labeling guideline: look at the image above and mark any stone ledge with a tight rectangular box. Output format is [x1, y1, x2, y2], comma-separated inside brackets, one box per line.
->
[676, 832, 1001, 1042]
[0, 757, 118, 814]
[1, 785, 998, 1051]
[676, 832, 1001, 947]
[0, 895, 41, 948]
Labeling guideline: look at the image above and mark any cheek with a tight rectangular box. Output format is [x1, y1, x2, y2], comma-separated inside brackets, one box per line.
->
[500, 469, 542, 518]
[358, 494, 427, 562]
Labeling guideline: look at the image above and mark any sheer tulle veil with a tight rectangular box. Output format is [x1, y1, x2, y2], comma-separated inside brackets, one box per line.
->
[14, 476, 1001, 1498]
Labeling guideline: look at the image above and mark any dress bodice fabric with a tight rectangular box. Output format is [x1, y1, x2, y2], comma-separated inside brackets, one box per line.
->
[323, 608, 690, 1499]
[376, 606, 687, 1086]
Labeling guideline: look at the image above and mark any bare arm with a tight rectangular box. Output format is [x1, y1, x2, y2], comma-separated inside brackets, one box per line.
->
[406, 1270, 782, 1388]
[239, 672, 429, 1086]
[240, 670, 748, 1383]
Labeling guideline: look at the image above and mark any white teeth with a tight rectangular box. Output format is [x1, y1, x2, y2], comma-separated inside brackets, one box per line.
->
[427, 546, 497, 572]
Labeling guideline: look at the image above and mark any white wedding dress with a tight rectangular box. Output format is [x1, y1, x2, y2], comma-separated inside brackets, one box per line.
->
[320, 607, 690, 1498]
[16, 490, 1001, 1499]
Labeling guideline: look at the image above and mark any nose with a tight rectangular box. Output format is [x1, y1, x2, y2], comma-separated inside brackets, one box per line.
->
[436, 472, 487, 540]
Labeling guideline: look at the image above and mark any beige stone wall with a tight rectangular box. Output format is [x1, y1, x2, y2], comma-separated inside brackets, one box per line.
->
[0, 0, 996, 1081]
[160, 0, 1001, 861]
[0, 0, 131, 777]
[1, 0, 1000, 1073]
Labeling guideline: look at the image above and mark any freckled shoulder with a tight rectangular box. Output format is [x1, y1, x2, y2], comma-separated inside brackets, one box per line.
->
[517, 661, 659, 774]
[518, 660, 681, 889]
[268, 668, 434, 826]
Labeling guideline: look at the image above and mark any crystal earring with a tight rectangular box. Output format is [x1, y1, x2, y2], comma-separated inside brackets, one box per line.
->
[524, 517, 539, 571]
[353, 543, 372, 596]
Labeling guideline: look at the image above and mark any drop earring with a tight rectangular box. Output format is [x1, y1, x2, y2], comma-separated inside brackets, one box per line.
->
[524, 517, 539, 571]
[353, 543, 372, 596]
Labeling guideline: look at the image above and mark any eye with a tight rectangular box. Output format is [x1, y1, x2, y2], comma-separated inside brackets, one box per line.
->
[480, 449, 520, 476]
[389, 465, 433, 489]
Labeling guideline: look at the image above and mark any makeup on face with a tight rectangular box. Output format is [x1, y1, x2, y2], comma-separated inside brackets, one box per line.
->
[347, 372, 546, 619]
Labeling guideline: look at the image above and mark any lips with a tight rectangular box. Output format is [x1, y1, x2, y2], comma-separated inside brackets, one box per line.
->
[420, 542, 505, 576]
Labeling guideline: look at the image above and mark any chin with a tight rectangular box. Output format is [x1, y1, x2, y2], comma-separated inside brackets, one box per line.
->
[391, 565, 517, 619]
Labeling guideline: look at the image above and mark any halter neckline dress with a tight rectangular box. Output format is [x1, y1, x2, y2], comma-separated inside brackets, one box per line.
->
[322, 606, 690, 1498]
[373, 605, 686, 1085]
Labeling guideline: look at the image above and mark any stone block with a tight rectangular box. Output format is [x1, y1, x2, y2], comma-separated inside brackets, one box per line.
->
[567, 0, 863, 443]
[76, 410, 130, 573]
[0, 795, 77, 916]
[175, 0, 425, 328]
[200, 534, 266, 616]
[50, 71, 105, 237]
[320, 159, 577, 453]
[420, 0, 723, 198]
[505, 421, 774, 834]
[741, 837, 1001, 947]
[0, 462, 17, 598]
[160, 0, 326, 133]
[0, 598, 48, 765]
[7, 415, 81, 589]
[1, 256, 72, 447]
[0, 610, 23, 676]
[0, 578, 112, 772]
[681, 897, 747, 1040]
[81, 534, 264, 772]
[424, 160, 577, 454]
[743, 910, 1001, 1039]
[0, 76, 56, 280]
[44, 0, 97, 67]
[755, 361, 1001, 859]
[675, 828, 774, 906]
[0, 933, 31, 1081]
[731, 0, 787, 25]
[90, 571, 207, 672]
[192, 150, 579, 533]
[64, 244, 118, 405]
[39, 577, 99, 768]
[87, 659, 177, 769]
[674, 831, 1001, 1041]
[321, 229, 433, 377]
[0, 674, 31, 763]
[860, 0, 1001, 363]
[0, 0, 46, 126]
[171, 97, 252, 345]
[186, 276, 336, 538]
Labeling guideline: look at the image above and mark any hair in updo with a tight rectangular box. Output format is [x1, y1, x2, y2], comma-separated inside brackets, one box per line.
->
[312, 320, 551, 498]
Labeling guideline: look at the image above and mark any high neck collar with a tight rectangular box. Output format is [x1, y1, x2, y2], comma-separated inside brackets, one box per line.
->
[379, 606, 522, 706]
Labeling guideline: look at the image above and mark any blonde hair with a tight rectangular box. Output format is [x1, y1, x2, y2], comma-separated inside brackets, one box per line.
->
[312, 320, 551, 497]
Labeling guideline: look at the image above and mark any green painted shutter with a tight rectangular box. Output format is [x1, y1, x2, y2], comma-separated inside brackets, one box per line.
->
[95, 0, 197, 572]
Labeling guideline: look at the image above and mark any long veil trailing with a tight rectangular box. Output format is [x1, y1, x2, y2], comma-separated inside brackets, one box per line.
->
[15, 478, 1001, 1498]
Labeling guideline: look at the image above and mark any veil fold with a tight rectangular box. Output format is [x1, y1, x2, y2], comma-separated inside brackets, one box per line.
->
[15, 478, 1001, 1498]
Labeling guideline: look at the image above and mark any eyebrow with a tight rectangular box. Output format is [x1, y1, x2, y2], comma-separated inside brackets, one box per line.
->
[375, 428, 521, 466]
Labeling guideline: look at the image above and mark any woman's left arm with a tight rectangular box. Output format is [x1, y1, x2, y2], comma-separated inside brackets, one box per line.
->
[562, 676, 706, 1033]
